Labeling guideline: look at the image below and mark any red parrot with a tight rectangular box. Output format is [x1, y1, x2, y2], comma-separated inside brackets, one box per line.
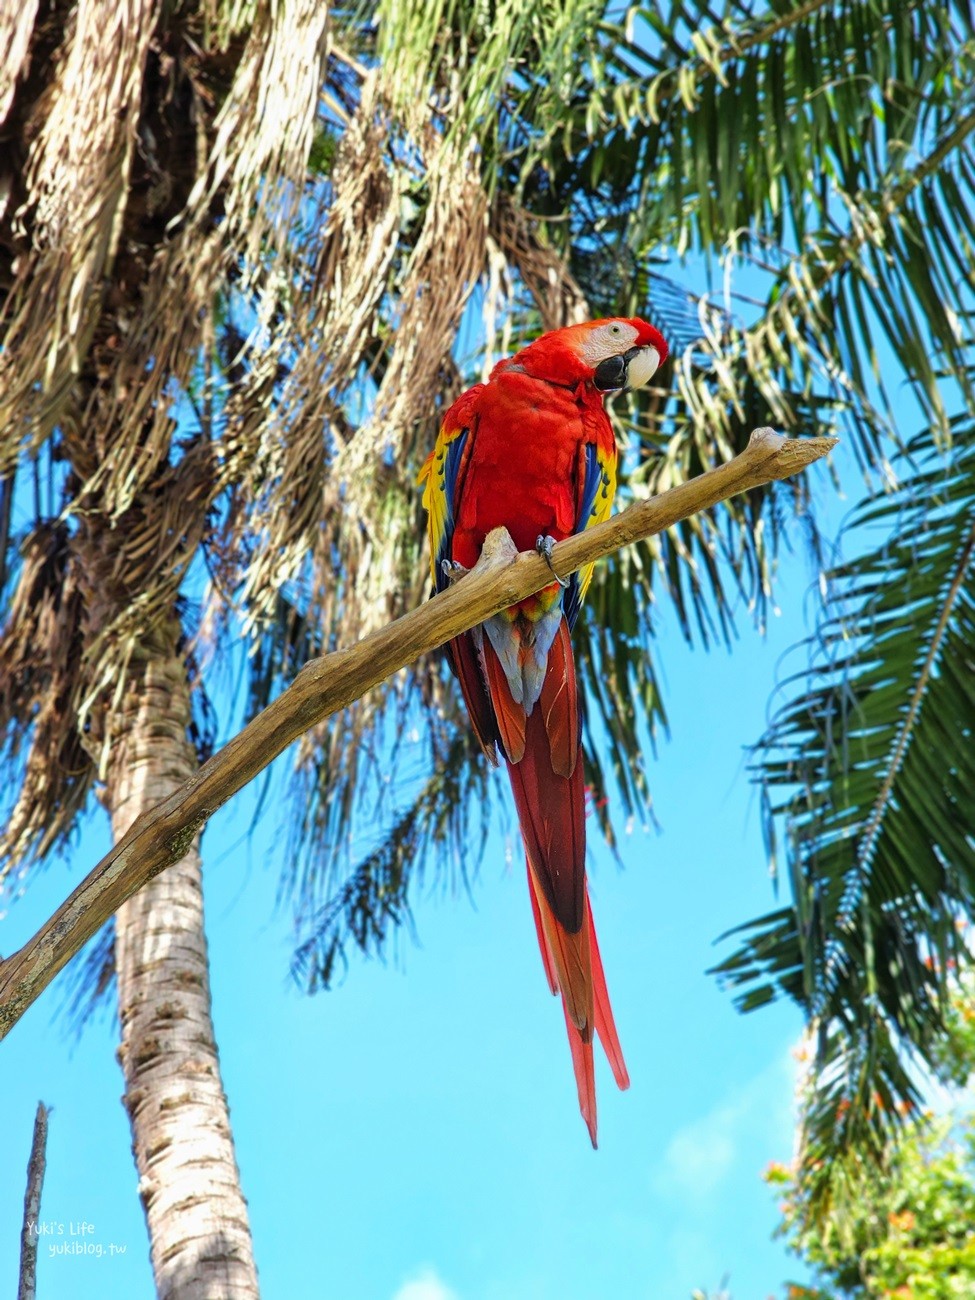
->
[419, 317, 668, 1146]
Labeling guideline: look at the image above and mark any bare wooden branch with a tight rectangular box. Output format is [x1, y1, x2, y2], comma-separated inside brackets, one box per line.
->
[18, 1101, 49, 1300]
[0, 428, 836, 1037]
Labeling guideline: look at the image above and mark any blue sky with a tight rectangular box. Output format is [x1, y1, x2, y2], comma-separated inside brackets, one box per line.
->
[0, 455, 845, 1297]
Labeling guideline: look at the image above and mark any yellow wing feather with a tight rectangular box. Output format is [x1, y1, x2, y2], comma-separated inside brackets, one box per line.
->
[417, 418, 468, 586]
[574, 440, 618, 609]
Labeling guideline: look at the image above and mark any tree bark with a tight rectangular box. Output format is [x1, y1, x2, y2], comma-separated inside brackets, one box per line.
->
[107, 655, 259, 1300]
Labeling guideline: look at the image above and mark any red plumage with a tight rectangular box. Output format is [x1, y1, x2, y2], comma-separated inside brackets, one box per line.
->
[420, 317, 668, 1145]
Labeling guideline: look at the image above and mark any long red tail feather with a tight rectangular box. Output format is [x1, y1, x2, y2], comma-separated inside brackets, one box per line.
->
[448, 635, 500, 761]
[527, 858, 559, 996]
[463, 600, 627, 1144]
[538, 619, 579, 777]
[527, 864, 628, 1144]
[589, 905, 630, 1091]
[507, 704, 586, 934]
[563, 1002, 598, 1149]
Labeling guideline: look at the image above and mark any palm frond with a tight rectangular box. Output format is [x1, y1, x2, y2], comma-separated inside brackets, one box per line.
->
[715, 414, 975, 1221]
[519, 0, 975, 469]
[0, 0, 332, 883]
[0, 517, 92, 877]
[57, 922, 117, 1038]
[289, 727, 493, 991]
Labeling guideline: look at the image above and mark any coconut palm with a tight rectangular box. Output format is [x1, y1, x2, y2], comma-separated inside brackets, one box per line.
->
[1, 2, 330, 1293]
[2, 0, 973, 1292]
[0, 0, 701, 1292]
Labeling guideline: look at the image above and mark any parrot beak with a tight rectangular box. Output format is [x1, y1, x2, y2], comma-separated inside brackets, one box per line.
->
[624, 345, 660, 390]
[593, 345, 662, 393]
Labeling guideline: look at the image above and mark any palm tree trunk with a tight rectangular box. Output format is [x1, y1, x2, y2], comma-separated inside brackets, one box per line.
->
[107, 654, 259, 1300]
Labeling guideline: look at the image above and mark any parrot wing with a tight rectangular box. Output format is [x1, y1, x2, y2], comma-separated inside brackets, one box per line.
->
[419, 414, 473, 593]
[418, 400, 501, 760]
[563, 435, 617, 630]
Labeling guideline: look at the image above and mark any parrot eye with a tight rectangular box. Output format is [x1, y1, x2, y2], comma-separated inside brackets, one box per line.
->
[578, 320, 639, 368]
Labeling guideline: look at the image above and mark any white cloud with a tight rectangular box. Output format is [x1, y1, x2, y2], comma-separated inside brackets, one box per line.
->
[661, 1113, 738, 1198]
[392, 1268, 460, 1300]
[652, 1046, 797, 1204]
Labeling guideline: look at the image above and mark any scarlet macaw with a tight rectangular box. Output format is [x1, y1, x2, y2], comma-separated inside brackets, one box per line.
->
[419, 318, 669, 1145]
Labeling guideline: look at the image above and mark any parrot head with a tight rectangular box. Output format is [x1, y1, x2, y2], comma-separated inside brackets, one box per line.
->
[500, 317, 668, 393]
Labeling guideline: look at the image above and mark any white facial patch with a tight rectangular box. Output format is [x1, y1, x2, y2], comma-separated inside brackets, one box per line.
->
[626, 345, 660, 389]
[578, 320, 640, 366]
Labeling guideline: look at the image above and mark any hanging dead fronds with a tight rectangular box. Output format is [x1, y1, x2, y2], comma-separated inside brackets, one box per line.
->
[0, 0, 40, 126]
[225, 71, 405, 636]
[82, 0, 330, 517]
[0, 0, 160, 472]
[329, 127, 488, 627]
[0, 0, 330, 872]
[491, 194, 590, 332]
[0, 520, 89, 878]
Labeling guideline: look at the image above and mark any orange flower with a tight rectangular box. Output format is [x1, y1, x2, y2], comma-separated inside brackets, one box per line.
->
[888, 1209, 916, 1232]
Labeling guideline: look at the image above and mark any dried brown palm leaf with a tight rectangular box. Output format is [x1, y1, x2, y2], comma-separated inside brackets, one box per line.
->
[68, 438, 217, 758]
[0, 0, 40, 126]
[225, 72, 405, 637]
[491, 194, 591, 332]
[0, 0, 160, 471]
[331, 130, 487, 626]
[0, 432, 220, 881]
[0, 520, 90, 877]
[83, 0, 329, 517]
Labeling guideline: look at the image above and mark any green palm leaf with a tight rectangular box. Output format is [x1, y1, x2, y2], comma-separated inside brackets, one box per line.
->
[716, 415, 975, 1220]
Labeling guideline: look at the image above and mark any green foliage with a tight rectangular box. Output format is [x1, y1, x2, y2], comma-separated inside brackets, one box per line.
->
[306, 125, 340, 177]
[717, 418, 975, 1215]
[772, 988, 975, 1298]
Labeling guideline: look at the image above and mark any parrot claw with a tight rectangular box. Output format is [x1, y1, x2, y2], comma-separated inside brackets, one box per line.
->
[535, 535, 569, 588]
[441, 558, 469, 584]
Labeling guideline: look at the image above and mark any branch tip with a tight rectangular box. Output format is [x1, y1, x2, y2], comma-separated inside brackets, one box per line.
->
[478, 527, 520, 568]
[761, 432, 838, 481]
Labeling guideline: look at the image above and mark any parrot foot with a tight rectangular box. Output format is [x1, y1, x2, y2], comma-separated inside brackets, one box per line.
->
[535, 535, 569, 588]
[440, 558, 469, 584]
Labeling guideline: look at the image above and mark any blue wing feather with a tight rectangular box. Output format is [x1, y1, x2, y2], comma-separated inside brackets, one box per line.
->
[433, 427, 470, 593]
[563, 443, 601, 630]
